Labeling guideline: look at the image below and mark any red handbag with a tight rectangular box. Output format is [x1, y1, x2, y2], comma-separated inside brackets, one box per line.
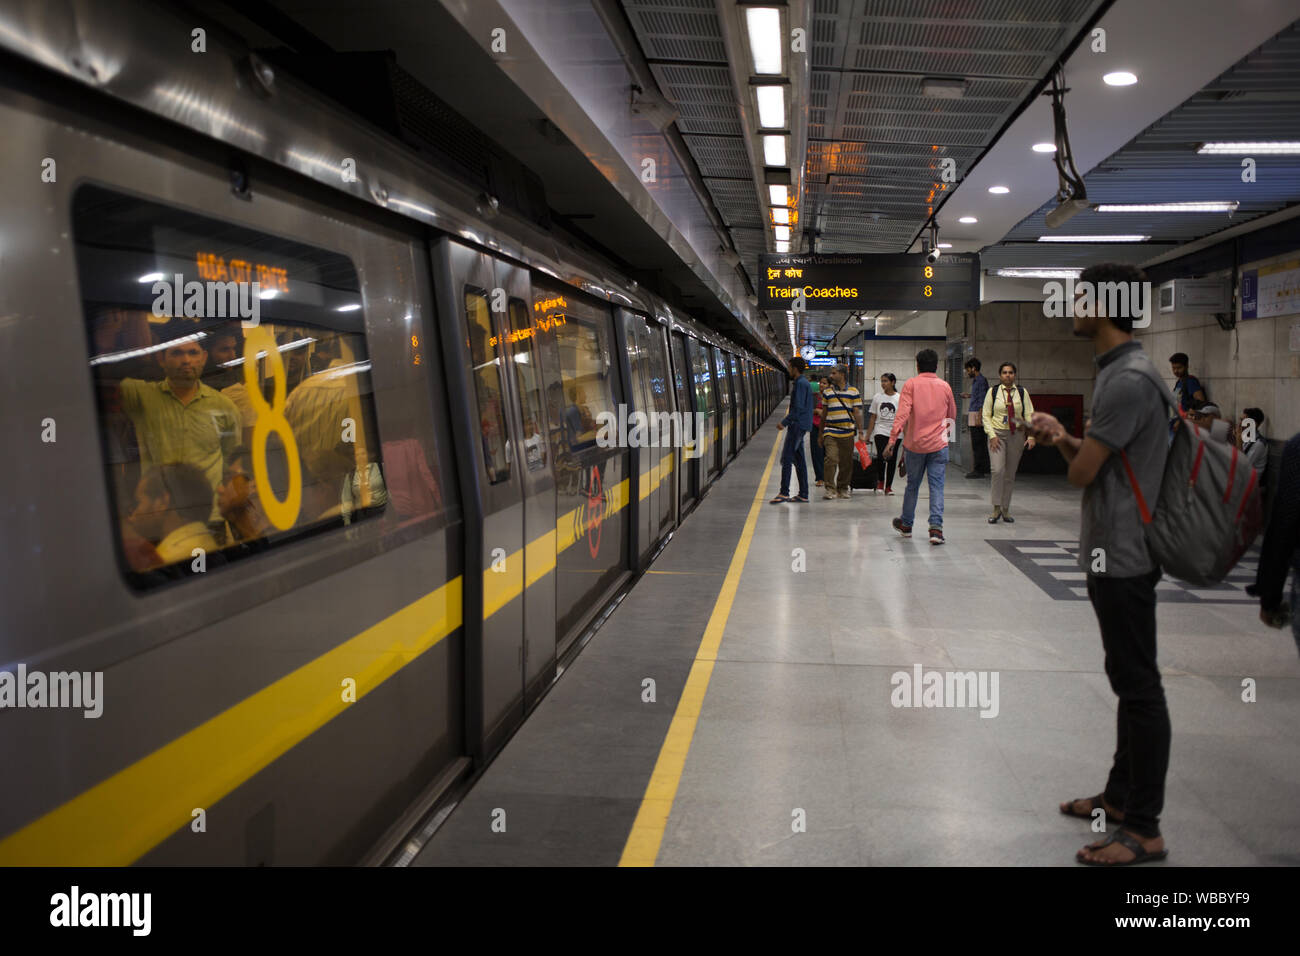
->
[854, 438, 873, 471]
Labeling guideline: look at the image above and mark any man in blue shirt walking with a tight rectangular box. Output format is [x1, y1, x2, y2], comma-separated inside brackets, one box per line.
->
[771, 357, 812, 503]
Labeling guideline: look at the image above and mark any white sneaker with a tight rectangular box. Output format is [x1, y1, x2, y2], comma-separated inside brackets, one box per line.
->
[824, 492, 837, 500]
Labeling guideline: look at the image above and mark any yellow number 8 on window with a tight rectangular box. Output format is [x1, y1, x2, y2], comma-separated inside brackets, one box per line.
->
[243, 326, 303, 529]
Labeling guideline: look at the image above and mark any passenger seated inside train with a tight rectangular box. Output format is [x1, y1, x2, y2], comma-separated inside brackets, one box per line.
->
[217, 445, 272, 546]
[124, 462, 221, 571]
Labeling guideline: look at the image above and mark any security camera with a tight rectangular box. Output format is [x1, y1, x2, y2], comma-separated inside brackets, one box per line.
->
[926, 247, 942, 264]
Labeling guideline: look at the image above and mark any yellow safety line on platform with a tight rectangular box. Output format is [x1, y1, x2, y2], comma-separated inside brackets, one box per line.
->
[618, 429, 782, 867]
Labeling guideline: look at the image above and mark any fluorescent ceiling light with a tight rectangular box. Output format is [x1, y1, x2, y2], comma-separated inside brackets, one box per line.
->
[1103, 71, 1138, 86]
[745, 7, 782, 75]
[756, 85, 785, 129]
[775, 239, 790, 252]
[772, 207, 790, 224]
[1197, 141, 1300, 155]
[988, 185, 1010, 194]
[957, 216, 977, 224]
[138, 272, 164, 283]
[921, 77, 967, 99]
[937, 243, 952, 248]
[763, 135, 786, 166]
[769, 184, 788, 205]
[1095, 201, 1238, 213]
[995, 268, 1084, 279]
[1032, 142, 1057, 153]
[258, 289, 279, 300]
[1037, 234, 1150, 242]
[336, 303, 362, 311]
[774, 225, 790, 241]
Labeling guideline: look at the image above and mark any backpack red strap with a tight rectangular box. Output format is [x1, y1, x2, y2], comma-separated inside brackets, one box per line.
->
[1234, 467, 1259, 523]
[1120, 450, 1153, 524]
[1189, 437, 1205, 486]
[1222, 444, 1238, 503]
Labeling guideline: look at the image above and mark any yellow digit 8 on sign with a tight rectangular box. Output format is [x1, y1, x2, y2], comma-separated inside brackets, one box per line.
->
[924, 285, 933, 296]
[242, 326, 303, 529]
[924, 265, 933, 278]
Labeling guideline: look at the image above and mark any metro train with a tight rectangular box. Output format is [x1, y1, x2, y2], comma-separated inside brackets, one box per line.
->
[0, 4, 781, 864]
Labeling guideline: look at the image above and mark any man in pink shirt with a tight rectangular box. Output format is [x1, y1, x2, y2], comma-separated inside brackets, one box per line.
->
[883, 349, 957, 545]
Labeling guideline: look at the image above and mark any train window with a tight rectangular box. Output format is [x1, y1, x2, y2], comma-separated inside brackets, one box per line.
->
[72, 184, 387, 589]
[464, 289, 511, 484]
[507, 297, 548, 472]
[531, 282, 620, 463]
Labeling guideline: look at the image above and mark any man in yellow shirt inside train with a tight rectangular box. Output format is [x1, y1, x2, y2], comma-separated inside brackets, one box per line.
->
[982, 361, 1036, 524]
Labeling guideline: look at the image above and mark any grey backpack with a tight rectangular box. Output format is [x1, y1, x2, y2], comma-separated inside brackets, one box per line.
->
[1121, 386, 1263, 585]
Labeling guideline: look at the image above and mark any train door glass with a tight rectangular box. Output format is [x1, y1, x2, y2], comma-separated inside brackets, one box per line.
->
[465, 292, 511, 485]
[687, 338, 717, 479]
[707, 348, 728, 476]
[620, 309, 655, 567]
[646, 323, 675, 535]
[531, 281, 629, 641]
[670, 331, 695, 511]
[500, 274, 557, 705]
[727, 353, 741, 455]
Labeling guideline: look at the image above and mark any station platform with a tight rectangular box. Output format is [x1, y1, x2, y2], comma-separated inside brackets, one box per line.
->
[411, 407, 1300, 867]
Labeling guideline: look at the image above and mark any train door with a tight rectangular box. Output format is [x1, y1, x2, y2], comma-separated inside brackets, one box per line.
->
[727, 353, 742, 454]
[670, 331, 696, 513]
[616, 308, 654, 569]
[687, 337, 718, 483]
[531, 281, 631, 645]
[496, 262, 557, 706]
[435, 240, 527, 754]
[646, 322, 676, 536]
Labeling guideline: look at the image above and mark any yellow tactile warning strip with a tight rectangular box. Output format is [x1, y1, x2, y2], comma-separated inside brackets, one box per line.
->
[618, 431, 782, 866]
[0, 578, 462, 865]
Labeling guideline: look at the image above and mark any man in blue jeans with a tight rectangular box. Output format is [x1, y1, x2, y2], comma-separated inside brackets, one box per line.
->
[770, 357, 812, 503]
[883, 349, 957, 545]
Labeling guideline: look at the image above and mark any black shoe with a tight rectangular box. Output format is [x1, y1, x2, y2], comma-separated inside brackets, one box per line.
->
[1001, 513, 1015, 523]
[988, 512, 1000, 524]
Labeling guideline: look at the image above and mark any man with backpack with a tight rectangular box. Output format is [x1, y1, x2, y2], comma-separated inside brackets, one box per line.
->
[1027, 262, 1173, 867]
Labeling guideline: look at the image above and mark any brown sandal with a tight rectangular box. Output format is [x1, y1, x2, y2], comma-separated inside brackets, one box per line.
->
[1059, 793, 1123, 822]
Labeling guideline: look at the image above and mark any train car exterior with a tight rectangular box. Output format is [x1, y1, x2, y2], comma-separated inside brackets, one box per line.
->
[0, 0, 780, 865]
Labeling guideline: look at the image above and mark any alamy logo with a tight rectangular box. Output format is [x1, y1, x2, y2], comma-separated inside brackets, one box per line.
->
[595, 406, 708, 459]
[50, 886, 151, 936]
[152, 274, 261, 328]
[890, 664, 999, 718]
[0, 665, 103, 718]
[1042, 279, 1152, 328]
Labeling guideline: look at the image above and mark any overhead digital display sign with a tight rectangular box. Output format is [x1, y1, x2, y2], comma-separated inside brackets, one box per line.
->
[758, 253, 980, 311]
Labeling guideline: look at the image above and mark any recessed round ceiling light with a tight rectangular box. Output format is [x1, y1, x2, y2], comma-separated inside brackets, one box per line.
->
[958, 216, 977, 224]
[1103, 71, 1137, 86]
[988, 185, 1010, 194]
[1032, 142, 1057, 153]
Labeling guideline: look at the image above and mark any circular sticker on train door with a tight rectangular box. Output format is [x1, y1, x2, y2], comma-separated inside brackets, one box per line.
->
[584, 465, 604, 558]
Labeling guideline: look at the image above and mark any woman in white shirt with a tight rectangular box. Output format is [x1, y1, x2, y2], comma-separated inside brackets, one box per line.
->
[865, 373, 900, 495]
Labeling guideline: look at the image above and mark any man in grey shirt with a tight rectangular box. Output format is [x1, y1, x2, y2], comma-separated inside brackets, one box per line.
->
[1028, 262, 1173, 867]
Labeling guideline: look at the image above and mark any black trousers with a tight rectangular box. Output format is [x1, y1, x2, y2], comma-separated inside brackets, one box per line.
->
[969, 423, 990, 474]
[1087, 567, 1170, 838]
[873, 434, 897, 489]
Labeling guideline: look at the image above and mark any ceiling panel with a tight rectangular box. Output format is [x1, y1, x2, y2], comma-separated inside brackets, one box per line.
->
[995, 21, 1300, 262]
